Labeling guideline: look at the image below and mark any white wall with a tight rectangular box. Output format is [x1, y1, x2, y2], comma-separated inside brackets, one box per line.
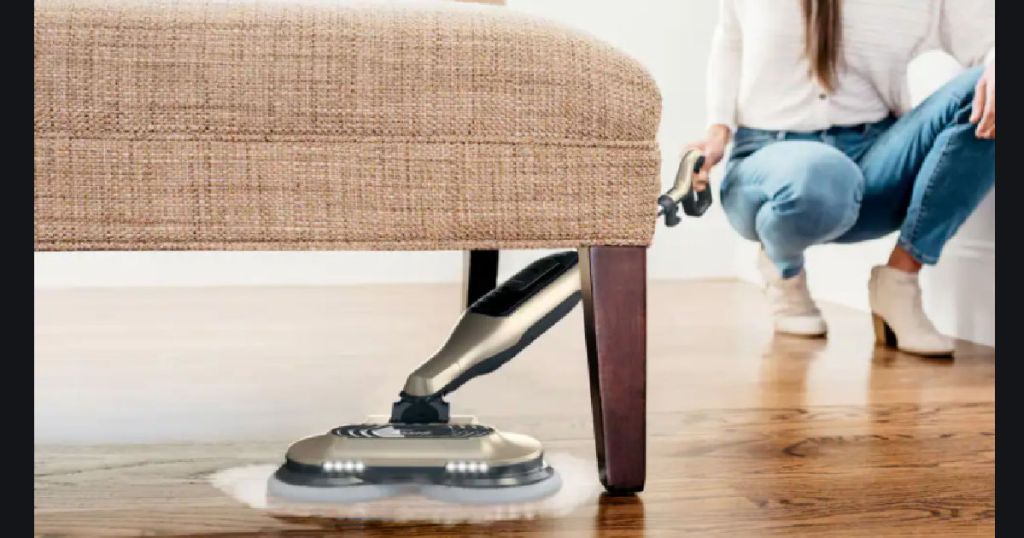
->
[33, 1, 993, 345]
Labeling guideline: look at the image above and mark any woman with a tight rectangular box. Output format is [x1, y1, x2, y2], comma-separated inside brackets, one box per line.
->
[689, 0, 995, 356]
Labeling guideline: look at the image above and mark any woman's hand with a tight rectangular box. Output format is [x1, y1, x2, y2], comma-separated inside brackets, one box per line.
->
[685, 124, 732, 191]
[970, 63, 995, 139]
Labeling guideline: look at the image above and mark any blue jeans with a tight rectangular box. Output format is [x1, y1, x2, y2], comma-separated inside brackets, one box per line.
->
[720, 66, 995, 278]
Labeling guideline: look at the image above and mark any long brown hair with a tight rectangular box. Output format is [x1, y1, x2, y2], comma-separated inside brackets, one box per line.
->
[801, 0, 843, 93]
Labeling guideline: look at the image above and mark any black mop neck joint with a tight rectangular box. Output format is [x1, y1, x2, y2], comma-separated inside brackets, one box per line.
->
[389, 391, 451, 424]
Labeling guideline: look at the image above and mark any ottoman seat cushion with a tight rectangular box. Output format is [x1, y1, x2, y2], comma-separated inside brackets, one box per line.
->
[34, 0, 662, 251]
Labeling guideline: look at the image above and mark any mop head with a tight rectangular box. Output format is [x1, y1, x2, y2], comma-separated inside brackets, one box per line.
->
[267, 417, 562, 505]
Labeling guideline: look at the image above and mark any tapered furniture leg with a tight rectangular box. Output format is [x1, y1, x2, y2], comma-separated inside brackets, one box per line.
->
[579, 246, 647, 494]
[462, 250, 500, 308]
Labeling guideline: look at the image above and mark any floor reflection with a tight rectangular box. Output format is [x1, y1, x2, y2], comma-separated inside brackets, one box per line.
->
[733, 329, 993, 533]
[594, 493, 644, 537]
[757, 333, 828, 409]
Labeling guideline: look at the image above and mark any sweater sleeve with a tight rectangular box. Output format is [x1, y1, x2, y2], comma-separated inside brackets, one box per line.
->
[939, 0, 995, 67]
[706, 0, 742, 132]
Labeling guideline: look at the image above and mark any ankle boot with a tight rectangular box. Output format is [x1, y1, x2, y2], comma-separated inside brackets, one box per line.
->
[868, 265, 954, 357]
[757, 250, 827, 337]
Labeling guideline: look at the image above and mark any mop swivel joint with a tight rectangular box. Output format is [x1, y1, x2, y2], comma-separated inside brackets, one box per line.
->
[390, 392, 450, 424]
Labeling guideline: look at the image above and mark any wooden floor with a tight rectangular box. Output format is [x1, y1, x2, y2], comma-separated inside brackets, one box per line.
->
[34, 280, 995, 536]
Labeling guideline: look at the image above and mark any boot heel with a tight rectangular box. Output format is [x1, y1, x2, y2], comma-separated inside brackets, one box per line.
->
[872, 313, 898, 347]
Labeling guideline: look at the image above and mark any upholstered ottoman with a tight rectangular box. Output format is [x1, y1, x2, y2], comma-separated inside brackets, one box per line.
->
[34, 0, 661, 493]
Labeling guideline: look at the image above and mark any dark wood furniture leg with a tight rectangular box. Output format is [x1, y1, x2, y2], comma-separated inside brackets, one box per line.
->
[579, 246, 647, 494]
[462, 250, 500, 308]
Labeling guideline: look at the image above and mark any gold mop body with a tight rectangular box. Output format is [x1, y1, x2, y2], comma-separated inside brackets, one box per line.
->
[267, 151, 710, 505]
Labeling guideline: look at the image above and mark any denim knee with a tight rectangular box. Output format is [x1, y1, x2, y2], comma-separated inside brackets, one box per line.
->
[765, 160, 863, 240]
[719, 173, 764, 242]
[937, 65, 985, 122]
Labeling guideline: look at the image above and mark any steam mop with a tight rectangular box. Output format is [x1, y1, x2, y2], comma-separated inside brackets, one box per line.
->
[267, 150, 711, 505]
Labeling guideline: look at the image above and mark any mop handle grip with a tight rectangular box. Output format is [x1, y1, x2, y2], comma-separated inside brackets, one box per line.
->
[658, 149, 712, 226]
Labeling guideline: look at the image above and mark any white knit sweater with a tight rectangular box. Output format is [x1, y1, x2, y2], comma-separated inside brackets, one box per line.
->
[707, 0, 995, 133]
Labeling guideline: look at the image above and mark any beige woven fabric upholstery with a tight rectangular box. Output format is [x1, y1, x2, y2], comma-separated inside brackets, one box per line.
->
[34, 0, 661, 251]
